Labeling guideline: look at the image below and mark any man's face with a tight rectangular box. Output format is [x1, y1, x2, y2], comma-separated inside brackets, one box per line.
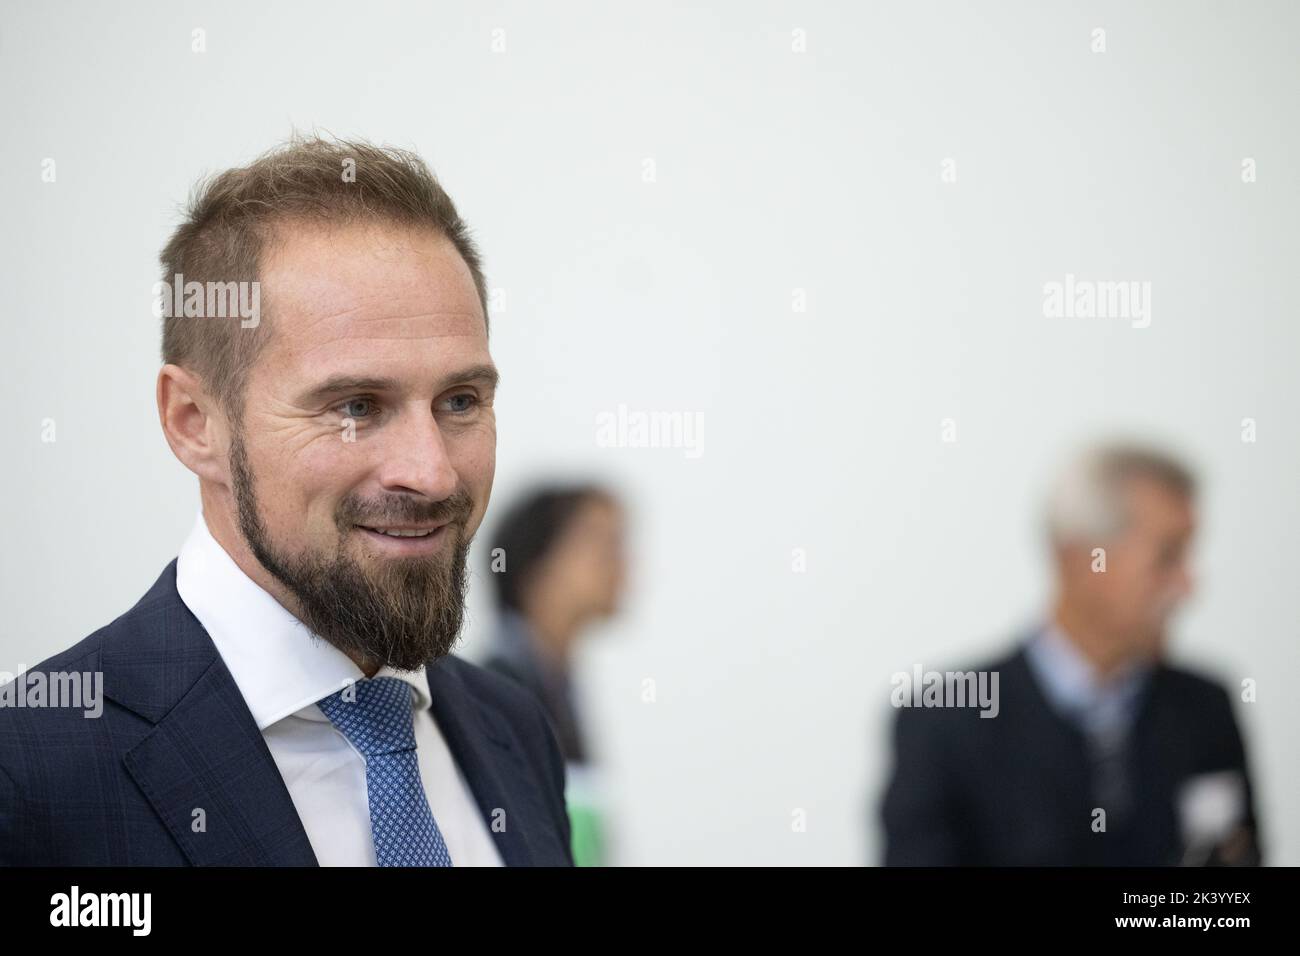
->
[1076, 476, 1197, 659]
[228, 220, 497, 670]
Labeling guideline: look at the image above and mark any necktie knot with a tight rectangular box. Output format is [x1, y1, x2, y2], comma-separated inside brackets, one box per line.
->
[317, 676, 417, 757]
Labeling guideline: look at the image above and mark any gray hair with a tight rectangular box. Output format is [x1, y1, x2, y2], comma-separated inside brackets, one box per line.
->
[1045, 442, 1197, 545]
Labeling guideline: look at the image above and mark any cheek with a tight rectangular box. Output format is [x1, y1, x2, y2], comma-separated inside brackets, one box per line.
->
[452, 425, 496, 524]
[581, 551, 616, 597]
[257, 439, 365, 539]
[595, 567, 620, 606]
[1118, 574, 1161, 617]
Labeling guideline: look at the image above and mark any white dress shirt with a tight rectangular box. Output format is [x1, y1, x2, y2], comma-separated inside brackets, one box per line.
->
[175, 510, 503, 867]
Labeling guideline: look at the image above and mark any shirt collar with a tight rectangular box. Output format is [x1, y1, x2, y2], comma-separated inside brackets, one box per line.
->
[1025, 621, 1150, 730]
[174, 510, 431, 730]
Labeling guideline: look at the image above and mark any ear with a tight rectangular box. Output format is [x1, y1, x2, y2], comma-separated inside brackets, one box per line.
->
[157, 364, 228, 484]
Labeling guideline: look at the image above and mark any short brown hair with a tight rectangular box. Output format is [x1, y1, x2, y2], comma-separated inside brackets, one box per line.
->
[159, 133, 488, 421]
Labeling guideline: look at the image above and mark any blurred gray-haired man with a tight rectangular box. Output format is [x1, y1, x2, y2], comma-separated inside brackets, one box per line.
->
[882, 442, 1261, 866]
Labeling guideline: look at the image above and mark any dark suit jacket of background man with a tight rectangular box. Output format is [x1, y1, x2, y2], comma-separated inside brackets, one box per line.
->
[881, 640, 1261, 866]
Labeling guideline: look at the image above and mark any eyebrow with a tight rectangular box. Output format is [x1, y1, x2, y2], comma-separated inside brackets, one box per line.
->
[297, 364, 500, 407]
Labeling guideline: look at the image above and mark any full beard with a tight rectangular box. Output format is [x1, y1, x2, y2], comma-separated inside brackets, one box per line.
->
[229, 431, 472, 672]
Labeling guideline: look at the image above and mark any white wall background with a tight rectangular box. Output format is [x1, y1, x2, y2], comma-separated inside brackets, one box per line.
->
[1, 0, 1295, 865]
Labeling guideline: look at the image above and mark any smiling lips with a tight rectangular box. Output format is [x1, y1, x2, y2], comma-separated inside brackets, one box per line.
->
[356, 523, 448, 538]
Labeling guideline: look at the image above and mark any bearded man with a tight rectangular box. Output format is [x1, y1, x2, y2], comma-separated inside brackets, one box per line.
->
[0, 136, 573, 867]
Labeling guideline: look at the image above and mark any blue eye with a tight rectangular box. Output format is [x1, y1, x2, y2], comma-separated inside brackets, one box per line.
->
[341, 398, 376, 418]
[445, 393, 478, 414]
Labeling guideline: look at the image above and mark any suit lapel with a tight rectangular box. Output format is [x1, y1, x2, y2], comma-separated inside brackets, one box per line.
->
[109, 562, 555, 866]
[1004, 647, 1092, 813]
[110, 562, 318, 866]
[425, 658, 550, 866]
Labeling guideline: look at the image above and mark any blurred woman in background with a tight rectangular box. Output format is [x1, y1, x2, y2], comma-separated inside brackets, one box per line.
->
[481, 483, 628, 866]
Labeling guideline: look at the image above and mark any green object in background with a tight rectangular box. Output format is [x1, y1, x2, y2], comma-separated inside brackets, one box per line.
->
[564, 762, 607, 866]
[567, 800, 605, 867]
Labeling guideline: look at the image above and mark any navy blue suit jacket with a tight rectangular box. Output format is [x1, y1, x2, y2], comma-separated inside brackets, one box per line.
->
[0, 562, 574, 866]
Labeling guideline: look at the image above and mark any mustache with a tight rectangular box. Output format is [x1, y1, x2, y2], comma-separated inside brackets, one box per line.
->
[338, 488, 474, 529]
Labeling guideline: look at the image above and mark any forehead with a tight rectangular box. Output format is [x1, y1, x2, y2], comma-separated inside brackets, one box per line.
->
[567, 497, 625, 540]
[258, 220, 487, 375]
[1124, 475, 1195, 534]
[581, 496, 623, 526]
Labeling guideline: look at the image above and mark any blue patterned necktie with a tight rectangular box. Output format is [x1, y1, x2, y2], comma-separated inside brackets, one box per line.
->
[316, 676, 453, 867]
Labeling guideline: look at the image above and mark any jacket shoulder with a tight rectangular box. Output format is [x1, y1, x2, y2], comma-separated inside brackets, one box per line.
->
[1156, 660, 1235, 702]
[439, 654, 554, 733]
[9, 561, 182, 680]
[0, 562, 186, 765]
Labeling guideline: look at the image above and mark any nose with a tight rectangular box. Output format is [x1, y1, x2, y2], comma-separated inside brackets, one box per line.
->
[374, 407, 459, 502]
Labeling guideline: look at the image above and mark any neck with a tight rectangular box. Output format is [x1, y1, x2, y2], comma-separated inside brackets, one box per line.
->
[1050, 594, 1135, 680]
